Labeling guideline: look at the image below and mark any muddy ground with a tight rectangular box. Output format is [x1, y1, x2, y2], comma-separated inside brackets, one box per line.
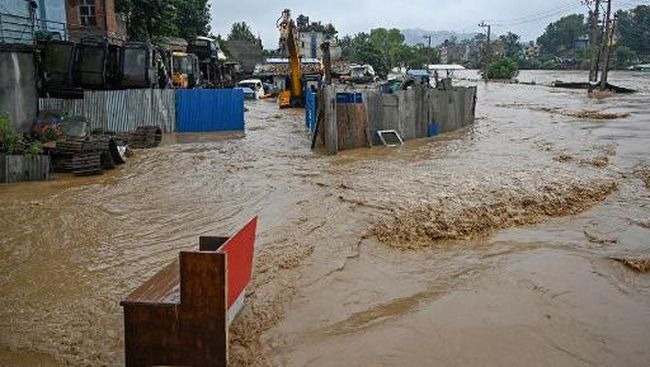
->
[1, 70, 649, 366]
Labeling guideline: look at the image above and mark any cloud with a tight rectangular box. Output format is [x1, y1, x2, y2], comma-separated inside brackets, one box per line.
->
[209, 0, 642, 48]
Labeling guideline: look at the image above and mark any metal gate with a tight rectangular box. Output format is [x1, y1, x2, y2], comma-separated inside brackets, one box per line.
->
[176, 89, 245, 132]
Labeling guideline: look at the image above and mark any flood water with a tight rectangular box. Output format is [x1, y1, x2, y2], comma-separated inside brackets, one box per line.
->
[1, 70, 649, 367]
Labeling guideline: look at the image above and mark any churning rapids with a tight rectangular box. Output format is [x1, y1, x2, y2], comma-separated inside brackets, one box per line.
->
[1, 70, 650, 367]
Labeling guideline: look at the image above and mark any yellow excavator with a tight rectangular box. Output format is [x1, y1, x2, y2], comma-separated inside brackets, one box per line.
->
[277, 9, 304, 108]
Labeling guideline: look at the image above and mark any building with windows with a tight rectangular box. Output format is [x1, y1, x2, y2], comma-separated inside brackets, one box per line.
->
[526, 41, 540, 58]
[65, 0, 125, 43]
[1, 0, 68, 44]
[295, 14, 341, 61]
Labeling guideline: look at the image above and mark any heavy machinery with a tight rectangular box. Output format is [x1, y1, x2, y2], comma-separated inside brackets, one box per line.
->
[73, 37, 121, 89]
[36, 39, 78, 96]
[188, 36, 230, 88]
[277, 9, 304, 108]
[120, 42, 158, 89]
[156, 37, 201, 89]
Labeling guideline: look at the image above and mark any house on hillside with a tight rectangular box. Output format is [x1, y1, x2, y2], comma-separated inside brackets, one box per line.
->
[253, 58, 322, 91]
[65, 0, 125, 43]
[526, 41, 540, 58]
[295, 14, 341, 61]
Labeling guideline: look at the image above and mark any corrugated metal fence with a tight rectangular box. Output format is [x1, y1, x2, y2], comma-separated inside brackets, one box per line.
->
[39, 89, 176, 133]
[176, 89, 245, 132]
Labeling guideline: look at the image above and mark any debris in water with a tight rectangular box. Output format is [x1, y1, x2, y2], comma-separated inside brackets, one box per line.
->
[580, 156, 610, 168]
[554, 154, 575, 163]
[531, 107, 630, 120]
[612, 258, 650, 273]
[634, 166, 650, 189]
[373, 180, 618, 249]
[583, 227, 617, 245]
[566, 110, 630, 120]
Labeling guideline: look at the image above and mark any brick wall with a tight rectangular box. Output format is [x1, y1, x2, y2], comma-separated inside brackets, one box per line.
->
[66, 0, 125, 43]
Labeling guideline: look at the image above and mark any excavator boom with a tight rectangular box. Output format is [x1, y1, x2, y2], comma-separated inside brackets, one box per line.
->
[278, 9, 304, 108]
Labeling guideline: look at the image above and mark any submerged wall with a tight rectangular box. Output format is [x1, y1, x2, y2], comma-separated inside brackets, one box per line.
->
[314, 85, 477, 154]
[0, 49, 38, 132]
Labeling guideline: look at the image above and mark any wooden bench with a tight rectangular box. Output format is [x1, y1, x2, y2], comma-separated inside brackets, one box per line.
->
[120, 217, 258, 367]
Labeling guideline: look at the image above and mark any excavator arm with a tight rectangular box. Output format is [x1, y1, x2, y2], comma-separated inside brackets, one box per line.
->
[278, 9, 304, 108]
[286, 24, 303, 101]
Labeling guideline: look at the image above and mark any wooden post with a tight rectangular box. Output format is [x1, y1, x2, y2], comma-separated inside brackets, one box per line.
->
[324, 86, 338, 155]
[600, 0, 614, 91]
[321, 41, 332, 85]
[588, 0, 601, 84]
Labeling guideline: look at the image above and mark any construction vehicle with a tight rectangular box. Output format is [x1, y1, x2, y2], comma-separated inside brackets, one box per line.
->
[73, 37, 121, 90]
[277, 9, 305, 108]
[35, 39, 78, 96]
[188, 36, 229, 88]
[120, 42, 158, 89]
[156, 37, 201, 89]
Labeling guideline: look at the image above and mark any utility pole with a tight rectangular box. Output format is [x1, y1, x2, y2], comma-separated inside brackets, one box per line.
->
[587, 0, 601, 83]
[423, 35, 432, 48]
[600, 0, 613, 90]
[321, 41, 332, 85]
[479, 21, 491, 82]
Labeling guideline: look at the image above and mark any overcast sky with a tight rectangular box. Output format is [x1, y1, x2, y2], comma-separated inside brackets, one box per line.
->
[210, 0, 646, 48]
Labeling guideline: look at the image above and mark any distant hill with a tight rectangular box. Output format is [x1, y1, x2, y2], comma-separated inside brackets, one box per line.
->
[401, 28, 478, 47]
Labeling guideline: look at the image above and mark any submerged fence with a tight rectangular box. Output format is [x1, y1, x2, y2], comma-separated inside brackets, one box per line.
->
[39, 89, 245, 133]
[314, 85, 477, 154]
[39, 89, 176, 133]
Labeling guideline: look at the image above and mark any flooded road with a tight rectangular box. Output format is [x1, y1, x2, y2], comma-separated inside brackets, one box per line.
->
[1, 70, 649, 366]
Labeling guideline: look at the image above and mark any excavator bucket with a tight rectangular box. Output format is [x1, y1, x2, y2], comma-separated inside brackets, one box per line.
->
[278, 90, 292, 109]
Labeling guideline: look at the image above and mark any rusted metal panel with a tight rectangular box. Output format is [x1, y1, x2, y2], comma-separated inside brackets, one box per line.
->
[121, 217, 258, 367]
[122, 252, 228, 367]
[336, 102, 368, 151]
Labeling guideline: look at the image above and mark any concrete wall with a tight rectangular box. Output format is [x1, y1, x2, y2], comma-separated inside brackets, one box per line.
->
[0, 50, 38, 132]
[316, 85, 477, 154]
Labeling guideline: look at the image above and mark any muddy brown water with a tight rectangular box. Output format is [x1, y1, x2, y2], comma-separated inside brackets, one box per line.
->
[1, 70, 650, 366]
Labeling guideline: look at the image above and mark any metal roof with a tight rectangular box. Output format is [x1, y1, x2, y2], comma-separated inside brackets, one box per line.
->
[427, 64, 466, 70]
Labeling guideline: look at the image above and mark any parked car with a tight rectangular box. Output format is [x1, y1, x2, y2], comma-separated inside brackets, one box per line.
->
[237, 79, 265, 99]
[235, 87, 257, 100]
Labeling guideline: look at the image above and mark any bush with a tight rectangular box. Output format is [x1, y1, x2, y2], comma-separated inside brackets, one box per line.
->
[518, 58, 542, 70]
[541, 59, 559, 70]
[0, 113, 18, 154]
[483, 57, 519, 80]
[26, 141, 43, 157]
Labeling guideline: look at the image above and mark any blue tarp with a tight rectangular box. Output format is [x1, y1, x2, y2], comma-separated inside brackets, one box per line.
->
[336, 93, 363, 104]
[176, 89, 245, 132]
[305, 90, 317, 135]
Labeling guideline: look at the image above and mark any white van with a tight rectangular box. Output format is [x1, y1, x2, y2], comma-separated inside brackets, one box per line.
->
[237, 79, 265, 99]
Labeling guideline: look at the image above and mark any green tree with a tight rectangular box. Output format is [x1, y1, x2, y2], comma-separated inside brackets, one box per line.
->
[174, 0, 211, 39]
[227, 22, 257, 42]
[537, 14, 586, 55]
[115, 0, 211, 40]
[340, 29, 440, 76]
[499, 32, 523, 59]
[483, 57, 519, 79]
[615, 46, 638, 68]
[616, 6, 650, 57]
